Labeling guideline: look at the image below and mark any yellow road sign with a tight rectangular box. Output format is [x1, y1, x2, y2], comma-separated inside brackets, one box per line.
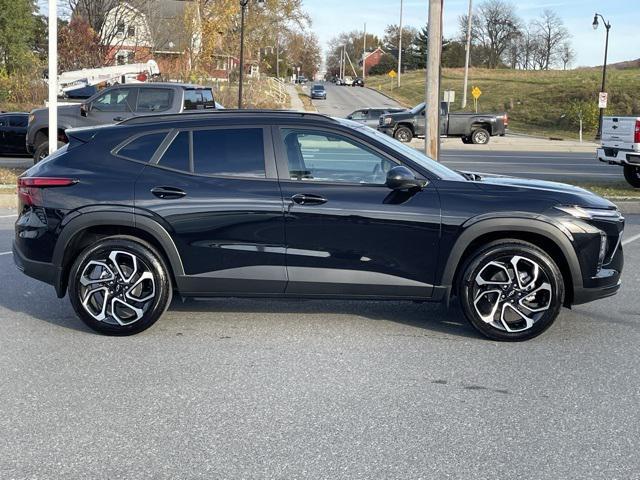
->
[471, 86, 482, 99]
[388, 70, 397, 78]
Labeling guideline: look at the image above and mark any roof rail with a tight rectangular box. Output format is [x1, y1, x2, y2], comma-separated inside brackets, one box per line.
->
[121, 109, 337, 126]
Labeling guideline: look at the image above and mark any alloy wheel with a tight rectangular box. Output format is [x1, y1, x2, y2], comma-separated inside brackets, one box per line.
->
[471, 255, 552, 333]
[78, 250, 156, 326]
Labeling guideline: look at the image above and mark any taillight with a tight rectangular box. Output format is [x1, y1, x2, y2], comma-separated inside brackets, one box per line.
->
[634, 119, 640, 144]
[18, 177, 77, 206]
[503, 114, 509, 127]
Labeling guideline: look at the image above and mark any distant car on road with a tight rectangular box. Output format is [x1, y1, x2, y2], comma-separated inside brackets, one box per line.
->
[596, 116, 640, 187]
[379, 102, 507, 144]
[310, 84, 327, 100]
[343, 76, 354, 86]
[27, 83, 217, 162]
[0, 112, 29, 156]
[295, 76, 308, 84]
[14, 110, 624, 340]
[347, 107, 407, 128]
[352, 77, 365, 87]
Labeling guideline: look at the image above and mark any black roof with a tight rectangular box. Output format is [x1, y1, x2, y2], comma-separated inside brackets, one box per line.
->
[121, 110, 338, 126]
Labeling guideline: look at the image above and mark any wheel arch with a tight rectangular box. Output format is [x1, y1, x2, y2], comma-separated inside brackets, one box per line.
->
[471, 122, 492, 135]
[52, 211, 184, 298]
[441, 218, 582, 307]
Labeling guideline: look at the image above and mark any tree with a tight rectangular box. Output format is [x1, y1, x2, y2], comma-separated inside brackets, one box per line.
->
[382, 24, 418, 71]
[368, 53, 397, 76]
[58, 17, 102, 70]
[0, 0, 36, 73]
[326, 31, 381, 76]
[459, 0, 521, 69]
[560, 41, 575, 70]
[533, 9, 569, 69]
[285, 31, 321, 79]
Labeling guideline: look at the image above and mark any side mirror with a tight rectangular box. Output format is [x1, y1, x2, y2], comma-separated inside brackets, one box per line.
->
[346, 115, 352, 120]
[386, 166, 424, 190]
[80, 103, 91, 117]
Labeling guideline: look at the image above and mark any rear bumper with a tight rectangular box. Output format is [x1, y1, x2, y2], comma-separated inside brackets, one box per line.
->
[13, 241, 65, 297]
[597, 147, 640, 166]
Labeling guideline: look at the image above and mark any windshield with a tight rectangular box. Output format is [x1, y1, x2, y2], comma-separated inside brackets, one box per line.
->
[336, 119, 464, 181]
[312, 85, 324, 91]
[410, 103, 425, 115]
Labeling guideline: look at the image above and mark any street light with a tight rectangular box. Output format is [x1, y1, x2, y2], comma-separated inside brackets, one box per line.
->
[238, 0, 265, 109]
[592, 12, 611, 140]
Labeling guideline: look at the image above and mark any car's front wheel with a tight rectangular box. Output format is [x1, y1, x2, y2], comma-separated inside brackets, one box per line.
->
[458, 240, 564, 341]
[394, 126, 413, 143]
[623, 165, 640, 188]
[68, 237, 172, 335]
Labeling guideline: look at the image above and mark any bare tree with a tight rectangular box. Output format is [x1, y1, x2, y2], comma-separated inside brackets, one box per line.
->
[533, 9, 569, 69]
[465, 0, 521, 69]
[560, 41, 575, 70]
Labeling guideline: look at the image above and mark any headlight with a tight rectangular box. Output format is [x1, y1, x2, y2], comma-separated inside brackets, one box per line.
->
[28, 113, 35, 125]
[383, 117, 392, 125]
[555, 205, 622, 221]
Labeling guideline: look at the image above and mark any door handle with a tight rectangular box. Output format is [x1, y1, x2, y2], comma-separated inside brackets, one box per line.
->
[113, 116, 125, 122]
[151, 186, 187, 199]
[291, 193, 327, 205]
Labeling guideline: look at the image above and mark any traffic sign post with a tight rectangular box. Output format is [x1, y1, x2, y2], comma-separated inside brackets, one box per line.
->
[471, 86, 482, 113]
[598, 92, 608, 109]
[444, 90, 455, 112]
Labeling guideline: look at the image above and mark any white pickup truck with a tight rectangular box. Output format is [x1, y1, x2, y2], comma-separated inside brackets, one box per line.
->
[596, 116, 640, 187]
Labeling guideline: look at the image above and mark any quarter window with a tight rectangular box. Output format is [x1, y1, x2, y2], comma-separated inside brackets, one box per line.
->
[118, 132, 167, 162]
[158, 131, 190, 171]
[281, 129, 396, 184]
[136, 88, 172, 113]
[193, 128, 265, 177]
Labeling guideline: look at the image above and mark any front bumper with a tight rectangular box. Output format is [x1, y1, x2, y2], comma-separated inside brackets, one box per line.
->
[377, 125, 395, 137]
[597, 147, 640, 166]
[13, 241, 65, 297]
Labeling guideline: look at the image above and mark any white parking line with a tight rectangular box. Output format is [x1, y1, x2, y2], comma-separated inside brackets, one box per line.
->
[622, 233, 640, 247]
[0, 214, 17, 218]
[0, 251, 11, 256]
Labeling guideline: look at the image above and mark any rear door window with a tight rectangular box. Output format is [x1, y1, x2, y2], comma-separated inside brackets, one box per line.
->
[117, 132, 168, 162]
[136, 88, 172, 113]
[157, 131, 190, 171]
[192, 128, 265, 177]
[93, 88, 133, 112]
[9, 115, 28, 127]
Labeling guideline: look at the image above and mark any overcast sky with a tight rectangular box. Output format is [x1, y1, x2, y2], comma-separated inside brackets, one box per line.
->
[38, 0, 639, 67]
[306, 0, 639, 67]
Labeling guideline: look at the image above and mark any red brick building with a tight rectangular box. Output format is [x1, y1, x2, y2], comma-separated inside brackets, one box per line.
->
[361, 47, 386, 75]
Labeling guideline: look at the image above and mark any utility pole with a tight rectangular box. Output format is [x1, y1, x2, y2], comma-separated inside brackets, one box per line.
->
[592, 13, 611, 140]
[238, 0, 249, 109]
[397, 0, 403, 88]
[48, 0, 58, 155]
[425, 0, 443, 160]
[461, 0, 473, 109]
[363, 23, 367, 80]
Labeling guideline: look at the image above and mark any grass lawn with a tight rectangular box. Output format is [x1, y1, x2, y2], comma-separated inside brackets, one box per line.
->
[295, 85, 316, 112]
[368, 67, 640, 140]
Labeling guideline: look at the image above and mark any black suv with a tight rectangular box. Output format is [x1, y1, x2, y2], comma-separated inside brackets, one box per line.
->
[14, 111, 624, 340]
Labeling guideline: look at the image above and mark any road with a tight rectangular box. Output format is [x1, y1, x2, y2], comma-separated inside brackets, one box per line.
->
[310, 82, 621, 184]
[1, 207, 639, 479]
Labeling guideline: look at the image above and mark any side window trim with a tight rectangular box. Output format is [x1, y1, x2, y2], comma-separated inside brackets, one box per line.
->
[273, 125, 408, 186]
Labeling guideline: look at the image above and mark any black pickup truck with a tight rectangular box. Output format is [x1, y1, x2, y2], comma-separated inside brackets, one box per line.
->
[378, 102, 508, 144]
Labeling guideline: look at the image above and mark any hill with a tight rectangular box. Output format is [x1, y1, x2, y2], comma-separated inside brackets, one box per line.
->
[367, 67, 640, 139]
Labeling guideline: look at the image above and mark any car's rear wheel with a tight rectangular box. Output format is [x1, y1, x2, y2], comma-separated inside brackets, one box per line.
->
[623, 165, 640, 188]
[33, 141, 65, 163]
[471, 128, 490, 145]
[458, 240, 564, 341]
[394, 126, 413, 143]
[68, 237, 172, 335]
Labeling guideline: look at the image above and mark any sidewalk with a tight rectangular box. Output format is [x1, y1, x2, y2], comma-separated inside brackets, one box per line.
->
[410, 135, 598, 153]
[285, 84, 305, 112]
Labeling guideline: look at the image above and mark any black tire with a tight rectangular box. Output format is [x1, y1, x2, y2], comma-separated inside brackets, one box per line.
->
[68, 236, 172, 335]
[461, 136, 472, 144]
[471, 128, 490, 145]
[33, 141, 65, 164]
[394, 126, 413, 143]
[623, 165, 640, 188]
[458, 239, 564, 341]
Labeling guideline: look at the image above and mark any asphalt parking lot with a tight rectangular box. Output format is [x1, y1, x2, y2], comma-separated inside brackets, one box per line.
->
[1, 208, 639, 479]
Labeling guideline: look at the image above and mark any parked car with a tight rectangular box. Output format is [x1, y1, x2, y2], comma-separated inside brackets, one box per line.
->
[343, 76, 354, 86]
[0, 112, 29, 155]
[27, 83, 217, 162]
[352, 77, 365, 87]
[379, 102, 508, 144]
[310, 84, 327, 100]
[14, 111, 624, 340]
[295, 76, 307, 84]
[596, 116, 640, 187]
[347, 107, 407, 128]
